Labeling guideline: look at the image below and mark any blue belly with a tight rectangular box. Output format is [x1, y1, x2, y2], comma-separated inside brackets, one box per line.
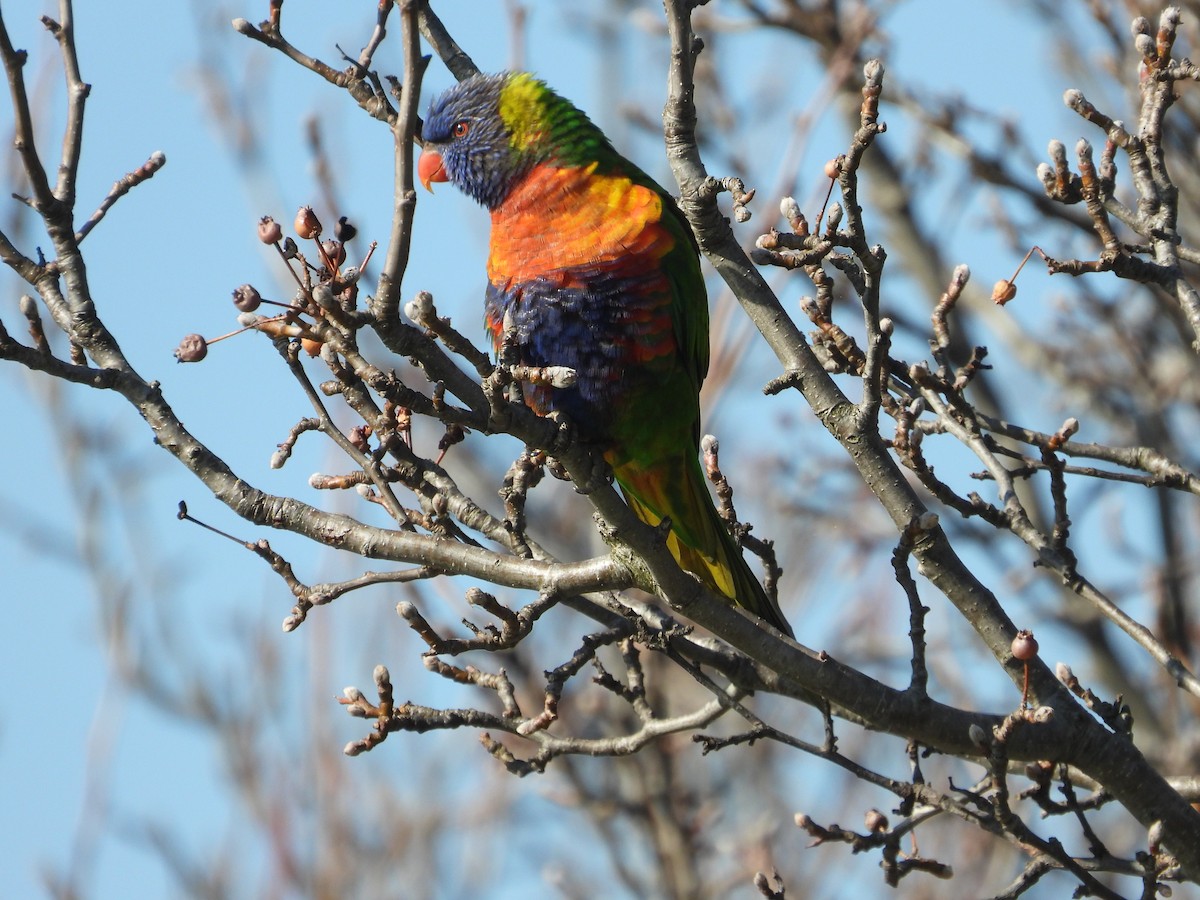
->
[485, 272, 671, 441]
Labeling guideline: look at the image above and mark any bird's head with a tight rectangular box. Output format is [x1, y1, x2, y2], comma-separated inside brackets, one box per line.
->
[418, 72, 609, 210]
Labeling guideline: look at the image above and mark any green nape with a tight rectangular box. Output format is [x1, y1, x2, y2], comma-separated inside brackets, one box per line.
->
[497, 72, 622, 170]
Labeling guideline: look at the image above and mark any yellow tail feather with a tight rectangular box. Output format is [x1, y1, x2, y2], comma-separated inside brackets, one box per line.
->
[616, 457, 792, 636]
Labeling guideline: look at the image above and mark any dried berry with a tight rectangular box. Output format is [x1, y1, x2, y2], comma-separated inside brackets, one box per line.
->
[322, 239, 346, 267]
[294, 205, 322, 240]
[232, 283, 262, 312]
[438, 424, 466, 454]
[174, 333, 208, 363]
[257, 215, 282, 244]
[992, 279, 1017, 305]
[864, 809, 889, 833]
[1011, 629, 1039, 661]
[335, 216, 357, 242]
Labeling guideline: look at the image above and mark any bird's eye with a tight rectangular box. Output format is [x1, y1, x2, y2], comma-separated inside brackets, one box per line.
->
[451, 120, 470, 139]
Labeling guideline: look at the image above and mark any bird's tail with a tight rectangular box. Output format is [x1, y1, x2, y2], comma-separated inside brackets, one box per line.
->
[613, 454, 793, 637]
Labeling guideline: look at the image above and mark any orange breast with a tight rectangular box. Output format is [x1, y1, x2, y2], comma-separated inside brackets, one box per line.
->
[488, 163, 673, 287]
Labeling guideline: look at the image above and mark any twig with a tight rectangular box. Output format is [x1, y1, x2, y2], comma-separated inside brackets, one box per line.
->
[75, 152, 166, 242]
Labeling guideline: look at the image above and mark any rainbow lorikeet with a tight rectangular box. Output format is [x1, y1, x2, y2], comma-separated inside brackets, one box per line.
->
[418, 72, 792, 636]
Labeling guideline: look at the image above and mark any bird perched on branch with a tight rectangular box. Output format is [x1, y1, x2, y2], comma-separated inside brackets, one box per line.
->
[418, 71, 791, 636]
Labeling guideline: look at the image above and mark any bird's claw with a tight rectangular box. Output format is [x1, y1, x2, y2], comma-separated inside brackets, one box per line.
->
[572, 453, 613, 495]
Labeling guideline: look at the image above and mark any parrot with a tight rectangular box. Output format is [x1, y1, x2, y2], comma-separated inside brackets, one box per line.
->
[418, 71, 792, 636]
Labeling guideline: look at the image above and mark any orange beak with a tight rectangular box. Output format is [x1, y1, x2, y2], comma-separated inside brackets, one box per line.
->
[418, 148, 448, 192]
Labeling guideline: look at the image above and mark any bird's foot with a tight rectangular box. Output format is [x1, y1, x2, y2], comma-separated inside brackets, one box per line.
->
[545, 409, 575, 454]
[573, 448, 613, 496]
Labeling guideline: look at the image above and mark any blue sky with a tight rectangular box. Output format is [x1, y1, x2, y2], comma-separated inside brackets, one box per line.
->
[0, 2, 1155, 898]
